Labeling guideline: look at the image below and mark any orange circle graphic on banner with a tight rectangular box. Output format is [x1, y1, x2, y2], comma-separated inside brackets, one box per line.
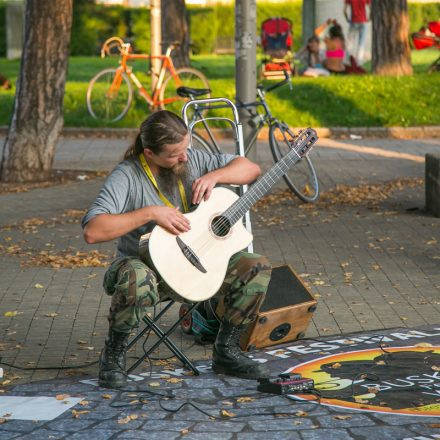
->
[287, 345, 440, 416]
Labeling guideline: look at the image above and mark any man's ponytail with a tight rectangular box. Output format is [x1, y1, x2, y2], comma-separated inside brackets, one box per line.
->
[123, 132, 144, 160]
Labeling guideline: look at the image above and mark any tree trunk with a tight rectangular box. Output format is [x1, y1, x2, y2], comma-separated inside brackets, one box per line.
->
[0, 0, 73, 183]
[371, 0, 413, 76]
[161, 0, 190, 68]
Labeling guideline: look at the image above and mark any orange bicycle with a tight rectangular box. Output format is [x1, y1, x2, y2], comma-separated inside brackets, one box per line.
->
[86, 36, 211, 122]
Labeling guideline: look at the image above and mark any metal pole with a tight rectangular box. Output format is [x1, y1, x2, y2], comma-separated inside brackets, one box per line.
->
[150, 0, 161, 91]
[302, 0, 316, 43]
[235, 0, 257, 161]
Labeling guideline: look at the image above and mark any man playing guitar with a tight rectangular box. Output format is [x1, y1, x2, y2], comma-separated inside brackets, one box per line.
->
[82, 110, 272, 388]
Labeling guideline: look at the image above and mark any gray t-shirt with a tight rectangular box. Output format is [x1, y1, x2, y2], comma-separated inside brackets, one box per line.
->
[81, 148, 236, 258]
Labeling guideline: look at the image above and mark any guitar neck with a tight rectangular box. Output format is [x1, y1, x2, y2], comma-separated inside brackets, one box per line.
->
[223, 146, 302, 225]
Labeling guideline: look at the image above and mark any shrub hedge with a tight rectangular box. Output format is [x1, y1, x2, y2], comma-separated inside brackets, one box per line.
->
[0, 1, 439, 57]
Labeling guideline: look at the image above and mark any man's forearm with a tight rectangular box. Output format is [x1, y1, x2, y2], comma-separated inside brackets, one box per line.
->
[210, 157, 261, 185]
[83, 206, 156, 244]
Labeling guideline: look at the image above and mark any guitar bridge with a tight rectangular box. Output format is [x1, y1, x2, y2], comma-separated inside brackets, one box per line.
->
[176, 236, 207, 273]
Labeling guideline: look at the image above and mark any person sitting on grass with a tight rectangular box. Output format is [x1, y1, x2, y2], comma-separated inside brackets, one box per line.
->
[315, 19, 347, 74]
[296, 36, 330, 77]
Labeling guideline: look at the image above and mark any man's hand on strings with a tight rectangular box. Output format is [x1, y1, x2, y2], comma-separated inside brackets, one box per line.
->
[153, 206, 190, 235]
[192, 174, 218, 205]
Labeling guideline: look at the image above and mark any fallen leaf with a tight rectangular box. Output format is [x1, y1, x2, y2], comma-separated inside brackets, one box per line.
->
[4, 311, 22, 317]
[181, 429, 190, 435]
[415, 342, 433, 348]
[0, 418, 6, 424]
[428, 423, 440, 428]
[333, 415, 352, 420]
[78, 400, 89, 406]
[77, 340, 88, 345]
[295, 410, 308, 417]
[431, 366, 440, 371]
[117, 414, 138, 424]
[165, 378, 183, 384]
[221, 410, 236, 418]
[45, 313, 58, 318]
[148, 382, 161, 387]
[71, 410, 89, 418]
[331, 363, 342, 369]
[236, 397, 255, 403]
[102, 394, 112, 399]
[375, 360, 386, 366]
[367, 387, 380, 394]
[313, 280, 325, 285]
[34, 283, 44, 289]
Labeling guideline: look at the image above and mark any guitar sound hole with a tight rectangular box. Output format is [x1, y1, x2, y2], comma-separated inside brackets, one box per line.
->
[211, 216, 231, 237]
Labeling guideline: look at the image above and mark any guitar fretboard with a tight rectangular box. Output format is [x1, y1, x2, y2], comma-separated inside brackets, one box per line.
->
[222, 129, 316, 225]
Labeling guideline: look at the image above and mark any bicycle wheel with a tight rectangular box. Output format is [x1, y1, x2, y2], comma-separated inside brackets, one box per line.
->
[86, 68, 133, 122]
[269, 123, 319, 203]
[158, 67, 210, 114]
[190, 132, 215, 154]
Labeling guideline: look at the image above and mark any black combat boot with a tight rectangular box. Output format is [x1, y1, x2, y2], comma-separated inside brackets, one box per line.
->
[98, 330, 130, 388]
[212, 320, 270, 380]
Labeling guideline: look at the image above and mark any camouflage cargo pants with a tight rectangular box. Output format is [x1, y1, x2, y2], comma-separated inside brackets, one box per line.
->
[103, 251, 272, 334]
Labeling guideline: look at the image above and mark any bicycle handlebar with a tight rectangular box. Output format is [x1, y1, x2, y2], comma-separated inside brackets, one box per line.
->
[182, 98, 240, 126]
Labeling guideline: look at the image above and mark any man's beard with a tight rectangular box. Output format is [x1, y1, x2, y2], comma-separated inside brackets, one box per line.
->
[157, 162, 189, 195]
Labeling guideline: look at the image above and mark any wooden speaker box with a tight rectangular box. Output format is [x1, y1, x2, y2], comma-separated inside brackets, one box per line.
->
[240, 265, 317, 351]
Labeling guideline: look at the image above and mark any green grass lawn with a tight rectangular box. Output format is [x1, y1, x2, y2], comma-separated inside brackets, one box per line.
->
[0, 50, 439, 128]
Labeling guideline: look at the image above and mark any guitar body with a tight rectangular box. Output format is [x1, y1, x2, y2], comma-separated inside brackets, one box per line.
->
[148, 187, 253, 301]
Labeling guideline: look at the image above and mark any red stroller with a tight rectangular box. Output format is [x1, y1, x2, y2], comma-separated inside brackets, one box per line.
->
[411, 21, 440, 73]
[261, 17, 295, 80]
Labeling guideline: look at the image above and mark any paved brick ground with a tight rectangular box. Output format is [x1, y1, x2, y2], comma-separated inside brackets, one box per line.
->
[0, 327, 440, 439]
[0, 135, 439, 388]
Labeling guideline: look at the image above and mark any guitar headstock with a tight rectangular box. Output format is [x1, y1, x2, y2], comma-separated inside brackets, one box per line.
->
[292, 128, 318, 158]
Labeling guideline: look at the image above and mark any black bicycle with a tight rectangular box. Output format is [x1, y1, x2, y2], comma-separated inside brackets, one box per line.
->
[178, 72, 319, 203]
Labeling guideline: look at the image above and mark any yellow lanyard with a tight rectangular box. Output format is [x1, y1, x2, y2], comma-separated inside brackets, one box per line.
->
[139, 153, 189, 213]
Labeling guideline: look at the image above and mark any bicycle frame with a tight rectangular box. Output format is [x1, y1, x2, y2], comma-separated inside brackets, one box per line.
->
[189, 87, 277, 156]
[110, 44, 183, 107]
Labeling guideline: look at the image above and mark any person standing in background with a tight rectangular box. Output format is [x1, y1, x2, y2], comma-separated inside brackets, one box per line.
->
[344, 0, 371, 66]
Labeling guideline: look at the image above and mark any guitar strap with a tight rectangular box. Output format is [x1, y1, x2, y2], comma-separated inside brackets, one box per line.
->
[139, 153, 189, 213]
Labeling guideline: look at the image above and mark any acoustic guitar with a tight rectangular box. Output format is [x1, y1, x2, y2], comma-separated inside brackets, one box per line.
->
[146, 128, 318, 301]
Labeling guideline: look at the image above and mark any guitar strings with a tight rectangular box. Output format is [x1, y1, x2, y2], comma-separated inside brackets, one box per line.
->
[188, 148, 304, 257]
[192, 143, 306, 255]
[181, 133, 313, 258]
